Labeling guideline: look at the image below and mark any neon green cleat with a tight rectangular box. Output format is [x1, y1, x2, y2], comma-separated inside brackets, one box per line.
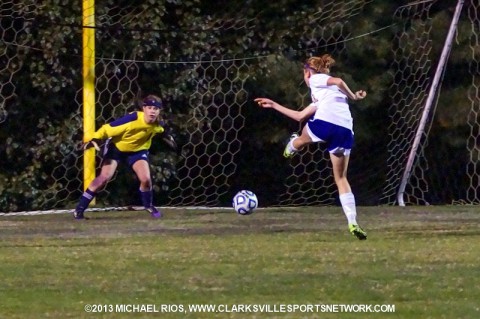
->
[283, 133, 299, 158]
[349, 224, 367, 240]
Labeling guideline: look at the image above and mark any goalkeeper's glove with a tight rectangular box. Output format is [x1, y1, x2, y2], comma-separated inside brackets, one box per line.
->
[159, 122, 177, 151]
[162, 134, 177, 151]
[83, 138, 101, 151]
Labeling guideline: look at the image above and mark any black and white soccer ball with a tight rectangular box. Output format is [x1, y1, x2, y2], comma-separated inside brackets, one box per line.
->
[232, 190, 258, 215]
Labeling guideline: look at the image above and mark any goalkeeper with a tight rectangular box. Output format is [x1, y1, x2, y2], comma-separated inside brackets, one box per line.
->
[255, 54, 367, 240]
[74, 94, 175, 220]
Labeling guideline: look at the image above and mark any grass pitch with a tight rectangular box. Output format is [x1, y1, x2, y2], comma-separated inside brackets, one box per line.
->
[0, 206, 479, 319]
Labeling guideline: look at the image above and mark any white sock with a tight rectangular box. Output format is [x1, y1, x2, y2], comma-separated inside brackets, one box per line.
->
[339, 192, 357, 225]
[288, 138, 299, 152]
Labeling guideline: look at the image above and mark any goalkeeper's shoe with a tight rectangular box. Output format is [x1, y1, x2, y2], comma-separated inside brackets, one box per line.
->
[146, 206, 162, 218]
[73, 210, 85, 220]
[349, 224, 367, 240]
[283, 133, 299, 158]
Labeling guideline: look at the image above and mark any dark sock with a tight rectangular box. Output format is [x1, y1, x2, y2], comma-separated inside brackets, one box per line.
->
[76, 188, 96, 213]
[140, 189, 153, 208]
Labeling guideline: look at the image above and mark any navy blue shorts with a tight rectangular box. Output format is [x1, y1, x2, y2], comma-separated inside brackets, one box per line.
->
[306, 118, 354, 155]
[102, 140, 149, 167]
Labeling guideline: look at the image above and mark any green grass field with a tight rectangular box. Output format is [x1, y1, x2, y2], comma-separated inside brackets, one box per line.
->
[0, 206, 479, 319]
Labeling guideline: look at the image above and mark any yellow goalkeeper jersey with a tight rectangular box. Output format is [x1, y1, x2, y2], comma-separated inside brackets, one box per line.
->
[92, 111, 164, 152]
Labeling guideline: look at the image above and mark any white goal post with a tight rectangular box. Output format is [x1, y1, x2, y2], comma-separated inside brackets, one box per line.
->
[397, 0, 465, 206]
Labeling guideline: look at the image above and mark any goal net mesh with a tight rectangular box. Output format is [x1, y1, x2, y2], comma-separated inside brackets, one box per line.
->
[0, 0, 479, 212]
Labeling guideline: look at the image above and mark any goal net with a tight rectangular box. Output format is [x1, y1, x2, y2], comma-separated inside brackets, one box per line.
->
[0, 0, 478, 212]
[381, 0, 480, 205]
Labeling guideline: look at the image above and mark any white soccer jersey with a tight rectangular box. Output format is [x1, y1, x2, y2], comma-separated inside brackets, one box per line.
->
[309, 73, 353, 130]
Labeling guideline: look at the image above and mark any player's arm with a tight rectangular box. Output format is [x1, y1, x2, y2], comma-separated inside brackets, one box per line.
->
[83, 126, 112, 151]
[84, 113, 136, 150]
[327, 77, 367, 100]
[254, 98, 316, 122]
[93, 112, 138, 140]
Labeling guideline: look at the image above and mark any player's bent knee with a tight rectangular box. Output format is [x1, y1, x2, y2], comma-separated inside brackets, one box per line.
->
[139, 179, 152, 189]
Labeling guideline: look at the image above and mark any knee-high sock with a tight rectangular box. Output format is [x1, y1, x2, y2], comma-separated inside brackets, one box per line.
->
[140, 189, 153, 208]
[339, 192, 357, 225]
[76, 188, 96, 213]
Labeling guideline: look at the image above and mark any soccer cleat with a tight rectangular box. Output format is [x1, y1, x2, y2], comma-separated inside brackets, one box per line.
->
[283, 133, 299, 158]
[146, 206, 162, 218]
[73, 210, 85, 220]
[349, 224, 367, 240]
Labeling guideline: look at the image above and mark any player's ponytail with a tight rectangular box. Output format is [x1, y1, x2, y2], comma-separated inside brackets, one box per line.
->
[320, 54, 335, 72]
[305, 54, 336, 74]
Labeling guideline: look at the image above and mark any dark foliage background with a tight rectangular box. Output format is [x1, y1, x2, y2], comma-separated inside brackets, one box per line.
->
[0, 0, 476, 211]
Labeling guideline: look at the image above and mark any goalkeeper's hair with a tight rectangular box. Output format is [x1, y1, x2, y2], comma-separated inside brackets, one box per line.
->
[142, 94, 163, 109]
[134, 90, 163, 110]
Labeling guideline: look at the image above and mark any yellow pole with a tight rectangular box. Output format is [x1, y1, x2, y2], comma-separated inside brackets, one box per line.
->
[82, 0, 96, 197]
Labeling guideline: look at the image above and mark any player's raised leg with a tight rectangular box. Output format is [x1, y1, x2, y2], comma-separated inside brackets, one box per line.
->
[283, 133, 299, 158]
[284, 126, 313, 158]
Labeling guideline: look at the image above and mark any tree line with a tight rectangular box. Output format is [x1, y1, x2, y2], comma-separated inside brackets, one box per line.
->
[0, 0, 475, 211]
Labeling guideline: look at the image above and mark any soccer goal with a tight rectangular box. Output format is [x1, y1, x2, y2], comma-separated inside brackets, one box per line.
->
[381, 0, 479, 205]
[0, 0, 478, 213]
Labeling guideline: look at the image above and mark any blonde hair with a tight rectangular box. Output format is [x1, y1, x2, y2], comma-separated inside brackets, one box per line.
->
[304, 54, 336, 74]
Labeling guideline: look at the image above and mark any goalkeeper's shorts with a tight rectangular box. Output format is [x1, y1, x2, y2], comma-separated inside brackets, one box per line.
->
[103, 139, 150, 167]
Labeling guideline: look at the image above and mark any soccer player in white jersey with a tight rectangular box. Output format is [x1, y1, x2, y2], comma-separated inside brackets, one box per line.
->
[255, 54, 368, 240]
[74, 95, 168, 220]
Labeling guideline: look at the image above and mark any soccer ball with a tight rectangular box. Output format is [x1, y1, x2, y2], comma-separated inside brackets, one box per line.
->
[232, 190, 258, 215]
